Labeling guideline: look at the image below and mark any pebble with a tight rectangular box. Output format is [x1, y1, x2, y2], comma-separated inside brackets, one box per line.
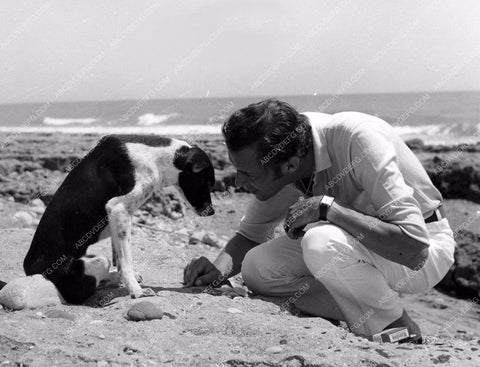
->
[189, 231, 206, 245]
[97, 360, 109, 367]
[127, 301, 164, 321]
[98, 334, 106, 340]
[227, 308, 242, 314]
[265, 346, 283, 354]
[44, 309, 76, 321]
[433, 298, 448, 309]
[202, 232, 220, 247]
[188, 231, 221, 247]
[13, 211, 35, 227]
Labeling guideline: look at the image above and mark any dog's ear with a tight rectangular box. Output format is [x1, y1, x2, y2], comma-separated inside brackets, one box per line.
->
[173, 145, 210, 173]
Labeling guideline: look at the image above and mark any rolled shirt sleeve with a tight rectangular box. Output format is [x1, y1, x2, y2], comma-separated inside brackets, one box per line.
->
[349, 122, 430, 246]
[237, 185, 300, 244]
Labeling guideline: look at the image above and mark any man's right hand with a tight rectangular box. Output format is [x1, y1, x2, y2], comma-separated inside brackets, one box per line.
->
[183, 256, 224, 287]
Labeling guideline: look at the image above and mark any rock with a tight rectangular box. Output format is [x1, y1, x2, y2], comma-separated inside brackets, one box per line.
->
[265, 346, 283, 354]
[30, 205, 45, 215]
[189, 231, 206, 245]
[227, 308, 242, 314]
[44, 309, 76, 321]
[188, 231, 221, 247]
[0, 275, 64, 310]
[432, 298, 448, 309]
[127, 301, 163, 321]
[436, 229, 480, 298]
[30, 198, 45, 208]
[202, 232, 220, 247]
[12, 211, 35, 226]
[97, 361, 109, 367]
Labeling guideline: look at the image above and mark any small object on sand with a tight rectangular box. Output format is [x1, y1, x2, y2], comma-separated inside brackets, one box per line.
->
[227, 307, 242, 314]
[44, 309, 76, 321]
[432, 298, 448, 309]
[0, 274, 64, 310]
[127, 301, 163, 321]
[189, 231, 207, 245]
[265, 346, 283, 354]
[13, 211, 35, 227]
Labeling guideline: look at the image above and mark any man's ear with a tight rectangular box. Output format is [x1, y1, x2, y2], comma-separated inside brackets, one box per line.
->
[280, 156, 301, 175]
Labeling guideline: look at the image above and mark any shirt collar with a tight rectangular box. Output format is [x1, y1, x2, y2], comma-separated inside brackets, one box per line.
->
[301, 112, 332, 173]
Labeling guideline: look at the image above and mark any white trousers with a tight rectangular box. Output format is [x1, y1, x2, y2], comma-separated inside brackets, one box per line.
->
[241, 218, 456, 336]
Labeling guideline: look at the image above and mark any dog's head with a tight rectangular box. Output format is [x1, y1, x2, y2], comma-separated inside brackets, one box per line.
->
[173, 145, 215, 216]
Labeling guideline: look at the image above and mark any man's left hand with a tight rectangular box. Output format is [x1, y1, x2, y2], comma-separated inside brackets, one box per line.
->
[284, 196, 323, 239]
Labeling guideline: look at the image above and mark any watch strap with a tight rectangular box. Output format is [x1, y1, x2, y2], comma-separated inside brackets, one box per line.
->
[319, 195, 335, 221]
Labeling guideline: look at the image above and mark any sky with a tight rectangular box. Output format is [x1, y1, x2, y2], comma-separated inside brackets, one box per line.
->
[0, 0, 479, 104]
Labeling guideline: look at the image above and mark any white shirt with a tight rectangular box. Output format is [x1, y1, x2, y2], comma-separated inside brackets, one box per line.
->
[237, 111, 442, 245]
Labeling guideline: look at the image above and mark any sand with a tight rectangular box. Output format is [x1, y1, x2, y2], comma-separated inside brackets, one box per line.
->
[0, 133, 479, 366]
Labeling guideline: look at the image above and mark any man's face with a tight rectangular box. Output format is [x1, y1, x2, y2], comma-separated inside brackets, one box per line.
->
[228, 143, 290, 201]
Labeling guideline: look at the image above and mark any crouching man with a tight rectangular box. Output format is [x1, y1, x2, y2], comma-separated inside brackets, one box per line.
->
[184, 99, 455, 340]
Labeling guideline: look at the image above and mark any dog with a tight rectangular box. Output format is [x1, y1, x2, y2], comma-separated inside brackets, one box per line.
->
[23, 134, 215, 304]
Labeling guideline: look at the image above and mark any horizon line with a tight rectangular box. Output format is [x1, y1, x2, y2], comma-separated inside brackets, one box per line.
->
[1, 89, 479, 107]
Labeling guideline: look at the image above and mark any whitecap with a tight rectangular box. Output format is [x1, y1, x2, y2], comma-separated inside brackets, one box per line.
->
[137, 113, 179, 126]
[43, 117, 97, 126]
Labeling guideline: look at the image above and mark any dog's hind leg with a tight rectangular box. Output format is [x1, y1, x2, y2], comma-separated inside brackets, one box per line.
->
[105, 179, 156, 299]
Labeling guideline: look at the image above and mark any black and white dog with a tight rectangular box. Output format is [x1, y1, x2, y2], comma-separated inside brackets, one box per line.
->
[23, 135, 215, 304]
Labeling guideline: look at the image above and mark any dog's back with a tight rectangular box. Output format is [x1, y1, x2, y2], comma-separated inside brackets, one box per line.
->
[23, 134, 213, 304]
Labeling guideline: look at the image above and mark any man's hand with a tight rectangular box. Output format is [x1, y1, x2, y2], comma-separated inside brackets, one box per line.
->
[183, 256, 224, 287]
[284, 196, 323, 239]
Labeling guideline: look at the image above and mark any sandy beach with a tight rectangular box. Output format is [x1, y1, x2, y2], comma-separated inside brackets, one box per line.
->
[0, 132, 479, 366]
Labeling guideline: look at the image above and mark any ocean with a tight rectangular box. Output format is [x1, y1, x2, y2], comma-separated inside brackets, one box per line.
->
[0, 91, 479, 145]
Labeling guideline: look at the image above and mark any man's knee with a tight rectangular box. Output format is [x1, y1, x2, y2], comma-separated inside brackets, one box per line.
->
[301, 224, 351, 278]
[241, 246, 268, 294]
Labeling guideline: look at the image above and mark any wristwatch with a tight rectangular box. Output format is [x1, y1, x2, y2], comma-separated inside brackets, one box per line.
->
[318, 195, 335, 221]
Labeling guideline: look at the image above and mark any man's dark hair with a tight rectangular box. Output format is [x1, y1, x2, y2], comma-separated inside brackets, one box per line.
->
[221, 99, 312, 167]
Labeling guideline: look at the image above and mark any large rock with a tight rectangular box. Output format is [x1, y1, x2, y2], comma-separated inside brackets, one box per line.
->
[0, 274, 64, 310]
[436, 229, 480, 298]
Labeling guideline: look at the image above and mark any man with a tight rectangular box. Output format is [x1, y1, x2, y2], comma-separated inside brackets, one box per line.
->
[183, 99, 455, 340]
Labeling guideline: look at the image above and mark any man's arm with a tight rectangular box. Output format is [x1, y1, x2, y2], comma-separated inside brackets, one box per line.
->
[327, 200, 429, 270]
[213, 233, 258, 278]
[183, 233, 258, 287]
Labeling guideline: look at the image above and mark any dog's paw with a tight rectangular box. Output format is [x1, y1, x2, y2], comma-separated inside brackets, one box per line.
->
[141, 288, 156, 297]
[130, 287, 156, 299]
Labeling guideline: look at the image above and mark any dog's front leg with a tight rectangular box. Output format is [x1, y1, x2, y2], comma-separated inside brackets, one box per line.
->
[106, 199, 154, 298]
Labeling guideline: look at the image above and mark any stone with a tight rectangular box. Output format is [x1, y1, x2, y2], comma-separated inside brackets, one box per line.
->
[202, 232, 220, 247]
[0, 275, 64, 310]
[30, 198, 46, 209]
[227, 308, 242, 314]
[189, 231, 206, 245]
[432, 298, 448, 309]
[265, 346, 283, 354]
[44, 309, 76, 321]
[13, 211, 35, 227]
[127, 301, 164, 321]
